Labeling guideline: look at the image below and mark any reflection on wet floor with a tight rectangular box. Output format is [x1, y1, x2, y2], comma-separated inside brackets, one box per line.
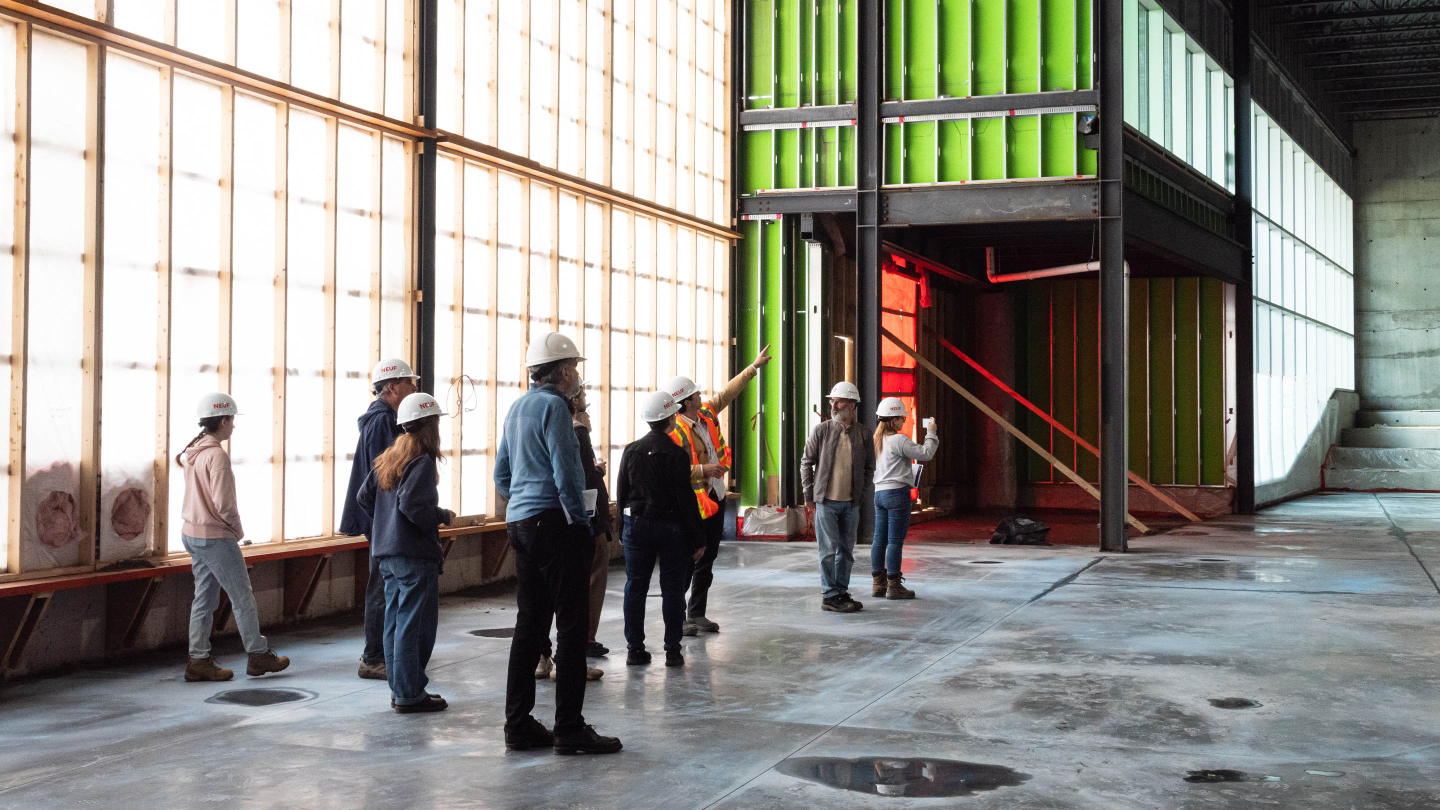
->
[775, 756, 1030, 797]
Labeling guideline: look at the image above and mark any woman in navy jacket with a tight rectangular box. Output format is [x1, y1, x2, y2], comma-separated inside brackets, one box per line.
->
[357, 392, 455, 713]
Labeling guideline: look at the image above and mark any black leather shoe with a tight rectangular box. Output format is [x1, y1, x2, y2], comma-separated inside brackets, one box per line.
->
[393, 694, 448, 714]
[586, 641, 610, 658]
[553, 724, 623, 755]
[665, 649, 684, 667]
[626, 648, 651, 665]
[822, 595, 861, 613]
[504, 716, 555, 751]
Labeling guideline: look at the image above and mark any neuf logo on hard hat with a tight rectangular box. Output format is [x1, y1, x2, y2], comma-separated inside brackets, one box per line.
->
[381, 365, 399, 373]
[213, 402, 229, 410]
[420, 401, 436, 410]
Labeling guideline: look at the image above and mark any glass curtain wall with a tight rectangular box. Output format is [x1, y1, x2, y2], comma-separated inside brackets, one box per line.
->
[1252, 107, 1354, 487]
[1121, 0, 1234, 191]
[0, 7, 413, 576]
[1118, 0, 1354, 490]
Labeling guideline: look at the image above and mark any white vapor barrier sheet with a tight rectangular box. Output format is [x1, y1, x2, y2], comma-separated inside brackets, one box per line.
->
[100, 55, 165, 561]
[23, 34, 88, 571]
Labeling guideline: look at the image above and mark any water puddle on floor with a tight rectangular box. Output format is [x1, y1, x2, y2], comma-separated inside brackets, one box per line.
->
[1185, 770, 1281, 783]
[205, 688, 317, 707]
[470, 628, 515, 638]
[775, 756, 1029, 797]
[1184, 769, 1248, 783]
[1208, 697, 1262, 709]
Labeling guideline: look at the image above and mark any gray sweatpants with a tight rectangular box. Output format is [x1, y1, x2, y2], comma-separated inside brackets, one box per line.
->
[182, 534, 268, 658]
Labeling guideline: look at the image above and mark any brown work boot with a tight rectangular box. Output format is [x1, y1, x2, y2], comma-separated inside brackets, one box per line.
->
[886, 573, 915, 600]
[185, 656, 233, 682]
[246, 649, 291, 676]
[358, 660, 387, 680]
[872, 570, 888, 597]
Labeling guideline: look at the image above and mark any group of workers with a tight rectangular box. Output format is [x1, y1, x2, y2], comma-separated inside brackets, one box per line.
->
[171, 328, 940, 756]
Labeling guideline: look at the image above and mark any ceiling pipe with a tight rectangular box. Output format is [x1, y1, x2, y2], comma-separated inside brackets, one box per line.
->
[984, 246, 1127, 283]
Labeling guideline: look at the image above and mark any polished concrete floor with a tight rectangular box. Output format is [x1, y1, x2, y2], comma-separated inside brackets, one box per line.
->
[3, 491, 1440, 809]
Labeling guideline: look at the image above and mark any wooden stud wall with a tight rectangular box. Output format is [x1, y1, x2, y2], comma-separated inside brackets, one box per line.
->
[0, 0, 736, 580]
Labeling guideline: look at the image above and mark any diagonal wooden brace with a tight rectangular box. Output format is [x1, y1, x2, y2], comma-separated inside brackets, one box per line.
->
[927, 329, 1202, 523]
[881, 327, 1149, 535]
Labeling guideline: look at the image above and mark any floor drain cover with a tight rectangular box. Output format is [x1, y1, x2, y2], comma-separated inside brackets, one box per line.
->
[470, 627, 515, 638]
[970, 560, 1003, 565]
[1209, 697, 1262, 710]
[777, 756, 1029, 797]
[206, 688, 316, 707]
[1199, 558, 1229, 562]
[1171, 531, 1208, 536]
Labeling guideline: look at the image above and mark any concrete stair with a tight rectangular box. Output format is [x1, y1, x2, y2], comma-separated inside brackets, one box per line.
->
[1325, 411, 1440, 491]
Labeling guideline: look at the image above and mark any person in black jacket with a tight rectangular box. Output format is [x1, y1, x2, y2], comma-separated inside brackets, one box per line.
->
[357, 393, 454, 714]
[340, 357, 419, 681]
[616, 391, 706, 667]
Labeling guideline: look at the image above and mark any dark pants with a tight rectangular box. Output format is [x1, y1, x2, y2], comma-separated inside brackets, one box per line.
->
[505, 509, 593, 737]
[379, 556, 440, 705]
[686, 510, 725, 619]
[623, 514, 691, 652]
[362, 548, 385, 665]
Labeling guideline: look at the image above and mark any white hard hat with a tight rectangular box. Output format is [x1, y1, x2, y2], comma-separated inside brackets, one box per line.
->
[526, 331, 585, 367]
[876, 397, 908, 418]
[828, 381, 861, 401]
[640, 390, 681, 422]
[196, 392, 241, 419]
[372, 357, 419, 385]
[663, 375, 700, 403]
[396, 392, 448, 426]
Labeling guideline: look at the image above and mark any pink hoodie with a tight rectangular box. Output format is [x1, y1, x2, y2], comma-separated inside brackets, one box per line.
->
[181, 435, 244, 540]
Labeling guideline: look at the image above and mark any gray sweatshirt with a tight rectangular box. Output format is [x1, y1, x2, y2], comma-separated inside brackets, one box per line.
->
[873, 431, 939, 492]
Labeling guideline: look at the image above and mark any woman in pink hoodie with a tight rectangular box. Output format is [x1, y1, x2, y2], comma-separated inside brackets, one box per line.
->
[178, 393, 290, 682]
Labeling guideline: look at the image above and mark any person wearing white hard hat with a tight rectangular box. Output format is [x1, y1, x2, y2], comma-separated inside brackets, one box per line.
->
[340, 357, 421, 681]
[870, 398, 939, 600]
[356, 392, 455, 714]
[799, 381, 876, 613]
[615, 391, 707, 668]
[495, 331, 622, 755]
[661, 345, 771, 637]
[177, 393, 291, 683]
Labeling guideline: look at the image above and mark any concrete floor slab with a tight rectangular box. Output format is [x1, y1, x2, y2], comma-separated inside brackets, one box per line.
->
[3, 492, 1440, 809]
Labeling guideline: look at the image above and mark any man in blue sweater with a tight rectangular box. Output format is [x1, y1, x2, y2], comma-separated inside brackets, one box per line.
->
[339, 357, 419, 680]
[495, 331, 621, 756]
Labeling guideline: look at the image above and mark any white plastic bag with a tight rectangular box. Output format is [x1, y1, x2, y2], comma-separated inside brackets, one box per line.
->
[742, 505, 807, 538]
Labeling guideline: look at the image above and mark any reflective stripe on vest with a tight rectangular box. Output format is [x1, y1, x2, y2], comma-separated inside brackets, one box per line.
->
[697, 405, 731, 470]
[668, 418, 721, 519]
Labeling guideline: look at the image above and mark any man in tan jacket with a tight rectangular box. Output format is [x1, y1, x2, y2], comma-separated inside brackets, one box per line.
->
[662, 346, 771, 635]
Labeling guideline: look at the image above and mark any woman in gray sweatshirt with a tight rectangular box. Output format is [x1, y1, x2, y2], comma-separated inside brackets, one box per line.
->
[871, 398, 938, 600]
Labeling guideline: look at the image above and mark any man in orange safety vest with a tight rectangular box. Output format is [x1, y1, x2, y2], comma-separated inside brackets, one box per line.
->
[663, 345, 771, 635]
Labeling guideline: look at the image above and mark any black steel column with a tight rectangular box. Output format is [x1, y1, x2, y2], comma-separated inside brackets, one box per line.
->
[415, 0, 439, 394]
[1098, 0, 1128, 552]
[1233, 0, 1256, 514]
[855, 0, 881, 425]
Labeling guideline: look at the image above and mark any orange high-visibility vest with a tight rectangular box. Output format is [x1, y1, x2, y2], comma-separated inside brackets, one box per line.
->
[668, 406, 729, 519]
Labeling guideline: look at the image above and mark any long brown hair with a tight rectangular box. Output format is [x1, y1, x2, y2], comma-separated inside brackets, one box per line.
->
[874, 416, 904, 457]
[373, 416, 442, 490]
[175, 416, 230, 467]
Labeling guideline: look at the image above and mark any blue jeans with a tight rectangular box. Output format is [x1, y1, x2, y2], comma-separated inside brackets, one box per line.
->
[814, 500, 859, 598]
[362, 549, 385, 665]
[182, 535, 267, 658]
[871, 487, 913, 574]
[379, 556, 441, 706]
[622, 514, 690, 652]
